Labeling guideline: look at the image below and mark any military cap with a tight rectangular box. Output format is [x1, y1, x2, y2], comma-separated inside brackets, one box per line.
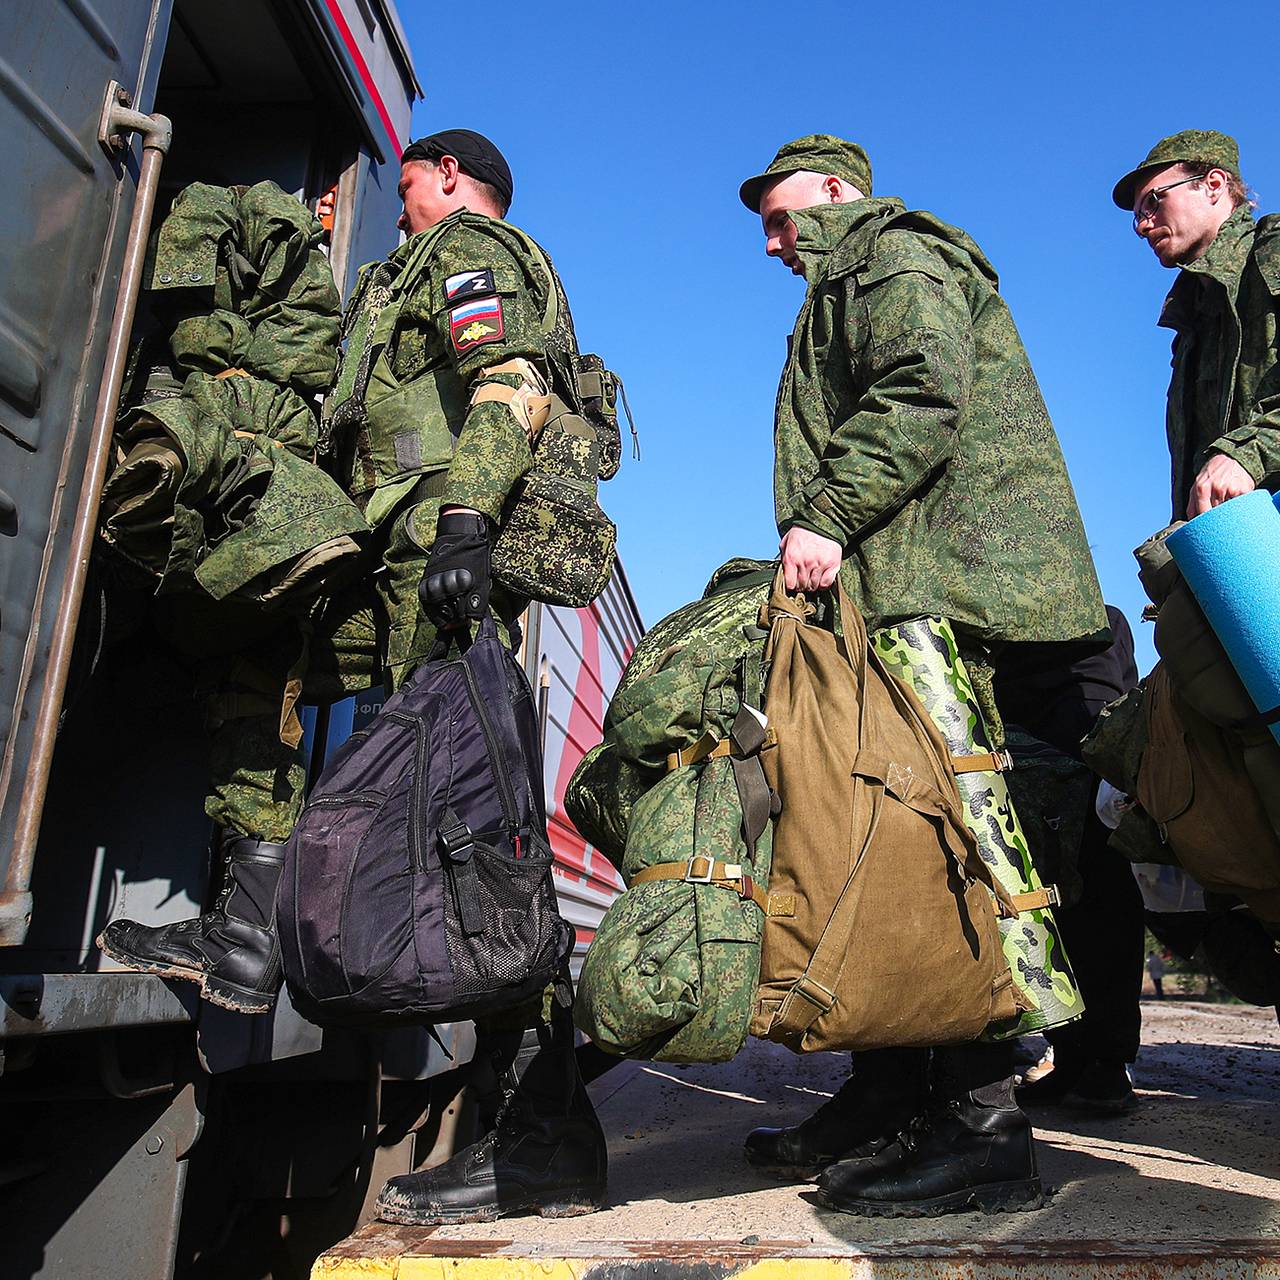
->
[739, 134, 873, 212]
[1111, 130, 1240, 210]
[402, 129, 514, 209]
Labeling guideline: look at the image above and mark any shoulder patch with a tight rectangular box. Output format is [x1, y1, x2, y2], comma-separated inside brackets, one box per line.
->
[449, 295, 505, 354]
[444, 268, 497, 303]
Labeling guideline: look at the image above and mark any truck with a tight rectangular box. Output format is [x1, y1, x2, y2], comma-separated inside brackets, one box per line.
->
[0, 4, 637, 1277]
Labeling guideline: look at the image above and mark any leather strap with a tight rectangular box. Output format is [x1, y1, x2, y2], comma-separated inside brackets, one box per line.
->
[630, 858, 793, 917]
[952, 749, 1013, 774]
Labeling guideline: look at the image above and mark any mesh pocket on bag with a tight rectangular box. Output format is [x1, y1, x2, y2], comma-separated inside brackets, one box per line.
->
[443, 830, 566, 1000]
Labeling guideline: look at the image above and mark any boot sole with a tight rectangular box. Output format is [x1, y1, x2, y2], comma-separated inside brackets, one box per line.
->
[96, 935, 275, 1015]
[375, 1187, 607, 1226]
[817, 1177, 1045, 1218]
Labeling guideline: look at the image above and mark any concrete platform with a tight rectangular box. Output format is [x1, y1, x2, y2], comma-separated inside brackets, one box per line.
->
[314, 1000, 1280, 1277]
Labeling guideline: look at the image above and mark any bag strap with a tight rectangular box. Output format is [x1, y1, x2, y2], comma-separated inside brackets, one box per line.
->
[629, 857, 794, 917]
[769, 784, 888, 1038]
[952, 749, 1013, 774]
[667, 731, 733, 771]
[439, 806, 484, 937]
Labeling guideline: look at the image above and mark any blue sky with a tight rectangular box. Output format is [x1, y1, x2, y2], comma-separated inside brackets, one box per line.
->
[400, 0, 1279, 672]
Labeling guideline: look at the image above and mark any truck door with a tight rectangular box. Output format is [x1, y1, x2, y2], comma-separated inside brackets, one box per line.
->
[0, 0, 169, 944]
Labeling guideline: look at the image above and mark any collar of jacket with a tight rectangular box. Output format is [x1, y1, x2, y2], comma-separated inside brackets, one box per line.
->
[787, 198, 905, 283]
[1159, 205, 1257, 330]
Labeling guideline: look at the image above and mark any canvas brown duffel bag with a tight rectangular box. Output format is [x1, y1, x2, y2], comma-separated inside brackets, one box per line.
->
[1137, 662, 1280, 927]
[751, 573, 1026, 1052]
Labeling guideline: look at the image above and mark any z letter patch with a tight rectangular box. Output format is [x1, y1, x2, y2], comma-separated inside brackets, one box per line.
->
[444, 269, 497, 302]
[449, 295, 504, 354]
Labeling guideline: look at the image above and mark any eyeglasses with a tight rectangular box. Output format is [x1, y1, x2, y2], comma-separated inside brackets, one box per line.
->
[1133, 174, 1205, 235]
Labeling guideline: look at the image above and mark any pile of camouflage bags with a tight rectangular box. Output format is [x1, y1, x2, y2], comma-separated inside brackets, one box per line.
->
[99, 181, 366, 608]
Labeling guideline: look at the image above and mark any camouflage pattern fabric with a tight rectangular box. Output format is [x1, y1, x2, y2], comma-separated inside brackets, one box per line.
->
[103, 370, 366, 602]
[1158, 208, 1280, 518]
[323, 211, 578, 521]
[570, 561, 774, 1062]
[872, 618, 1084, 1036]
[97, 181, 352, 843]
[1002, 727, 1096, 909]
[145, 180, 340, 394]
[104, 180, 359, 605]
[775, 198, 1106, 646]
[323, 210, 617, 608]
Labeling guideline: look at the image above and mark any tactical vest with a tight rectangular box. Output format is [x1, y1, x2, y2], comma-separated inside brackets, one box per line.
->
[322, 213, 628, 606]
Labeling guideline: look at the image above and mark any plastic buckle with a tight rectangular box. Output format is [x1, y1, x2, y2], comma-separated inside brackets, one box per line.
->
[439, 819, 474, 864]
[1043, 884, 1061, 908]
[685, 856, 715, 885]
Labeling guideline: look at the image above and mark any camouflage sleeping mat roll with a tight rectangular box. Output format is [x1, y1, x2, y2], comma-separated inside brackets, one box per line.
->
[872, 618, 1084, 1036]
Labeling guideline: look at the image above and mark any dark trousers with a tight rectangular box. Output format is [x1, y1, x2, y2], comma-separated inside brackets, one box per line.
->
[1045, 808, 1145, 1064]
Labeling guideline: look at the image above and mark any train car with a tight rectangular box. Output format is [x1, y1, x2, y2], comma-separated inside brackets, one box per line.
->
[0, 4, 631, 1277]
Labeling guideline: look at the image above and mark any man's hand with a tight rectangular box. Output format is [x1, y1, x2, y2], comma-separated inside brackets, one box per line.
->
[420, 509, 491, 628]
[1187, 454, 1256, 518]
[779, 526, 843, 592]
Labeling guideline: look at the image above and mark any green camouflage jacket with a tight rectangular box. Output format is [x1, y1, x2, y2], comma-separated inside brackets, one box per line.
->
[144, 180, 341, 396]
[102, 182, 363, 605]
[1159, 207, 1280, 518]
[324, 210, 579, 528]
[775, 199, 1105, 647]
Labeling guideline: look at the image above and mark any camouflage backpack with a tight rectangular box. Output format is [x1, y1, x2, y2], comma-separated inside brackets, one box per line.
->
[567, 559, 781, 1062]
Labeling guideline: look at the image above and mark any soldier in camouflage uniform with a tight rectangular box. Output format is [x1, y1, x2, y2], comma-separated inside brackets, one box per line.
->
[738, 135, 1107, 1217]
[1112, 130, 1279, 520]
[97, 181, 355, 1015]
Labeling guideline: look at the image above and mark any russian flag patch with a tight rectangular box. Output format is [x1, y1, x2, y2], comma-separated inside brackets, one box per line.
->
[449, 295, 504, 353]
[444, 268, 496, 302]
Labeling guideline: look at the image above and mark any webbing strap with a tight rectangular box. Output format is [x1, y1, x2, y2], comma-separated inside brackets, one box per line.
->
[1008, 886, 1060, 912]
[214, 367, 251, 380]
[666, 732, 732, 771]
[769, 785, 888, 1043]
[952, 749, 1013, 774]
[630, 858, 793, 917]
[471, 384, 516, 407]
[439, 806, 484, 937]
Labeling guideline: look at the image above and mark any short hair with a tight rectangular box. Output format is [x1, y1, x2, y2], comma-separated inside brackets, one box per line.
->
[405, 156, 510, 218]
[1175, 161, 1258, 211]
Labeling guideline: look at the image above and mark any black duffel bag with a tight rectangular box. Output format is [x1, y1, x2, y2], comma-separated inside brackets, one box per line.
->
[278, 616, 572, 1026]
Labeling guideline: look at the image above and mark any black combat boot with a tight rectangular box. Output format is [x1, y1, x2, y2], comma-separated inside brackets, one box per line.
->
[97, 833, 286, 1014]
[816, 1074, 1043, 1217]
[376, 1005, 607, 1224]
[744, 1047, 930, 1179]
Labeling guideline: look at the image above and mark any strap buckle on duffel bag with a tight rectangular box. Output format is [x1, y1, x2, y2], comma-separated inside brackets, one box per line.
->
[630, 857, 794, 917]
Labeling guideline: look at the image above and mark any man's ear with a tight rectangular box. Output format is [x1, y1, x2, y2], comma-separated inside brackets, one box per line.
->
[438, 155, 461, 195]
[1203, 167, 1228, 203]
[823, 175, 844, 203]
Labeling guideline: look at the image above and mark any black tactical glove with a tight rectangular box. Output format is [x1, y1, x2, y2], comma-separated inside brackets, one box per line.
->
[419, 511, 492, 629]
